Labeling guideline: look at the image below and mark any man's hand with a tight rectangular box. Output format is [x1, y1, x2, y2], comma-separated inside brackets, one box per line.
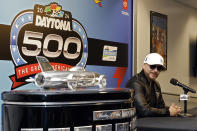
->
[169, 103, 181, 116]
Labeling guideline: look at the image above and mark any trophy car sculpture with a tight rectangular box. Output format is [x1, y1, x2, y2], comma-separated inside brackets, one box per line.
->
[26, 56, 107, 90]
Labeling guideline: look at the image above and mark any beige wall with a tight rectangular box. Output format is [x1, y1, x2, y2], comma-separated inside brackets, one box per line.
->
[135, 0, 197, 96]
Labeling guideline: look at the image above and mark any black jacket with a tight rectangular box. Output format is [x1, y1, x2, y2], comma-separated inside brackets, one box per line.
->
[126, 70, 170, 118]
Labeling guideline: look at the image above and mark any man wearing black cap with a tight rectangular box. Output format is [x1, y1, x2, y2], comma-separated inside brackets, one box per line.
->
[126, 53, 181, 118]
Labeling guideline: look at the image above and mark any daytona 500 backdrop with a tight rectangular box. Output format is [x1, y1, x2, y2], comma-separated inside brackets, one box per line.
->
[0, 0, 133, 127]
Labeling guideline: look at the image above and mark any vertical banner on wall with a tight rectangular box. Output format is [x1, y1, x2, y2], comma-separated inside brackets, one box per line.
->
[0, 0, 133, 128]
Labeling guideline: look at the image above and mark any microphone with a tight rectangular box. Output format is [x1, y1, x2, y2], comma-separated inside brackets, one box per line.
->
[170, 78, 196, 93]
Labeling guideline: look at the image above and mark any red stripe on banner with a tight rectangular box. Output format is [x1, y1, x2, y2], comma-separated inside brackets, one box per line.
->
[50, 62, 72, 71]
[113, 67, 128, 88]
[9, 75, 27, 90]
[16, 63, 41, 79]
[16, 63, 72, 79]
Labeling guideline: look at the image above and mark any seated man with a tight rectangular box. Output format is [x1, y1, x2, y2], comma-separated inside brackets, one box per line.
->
[126, 53, 181, 118]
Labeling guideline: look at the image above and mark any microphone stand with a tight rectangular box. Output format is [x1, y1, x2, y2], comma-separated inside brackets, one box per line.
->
[180, 89, 192, 117]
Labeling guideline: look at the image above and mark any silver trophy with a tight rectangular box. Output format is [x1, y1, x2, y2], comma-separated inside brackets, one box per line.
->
[26, 56, 107, 90]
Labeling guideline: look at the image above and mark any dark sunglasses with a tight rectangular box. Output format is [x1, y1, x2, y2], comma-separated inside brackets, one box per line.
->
[149, 65, 164, 71]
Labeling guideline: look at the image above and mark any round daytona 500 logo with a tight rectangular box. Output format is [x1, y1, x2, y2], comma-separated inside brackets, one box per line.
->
[9, 3, 88, 89]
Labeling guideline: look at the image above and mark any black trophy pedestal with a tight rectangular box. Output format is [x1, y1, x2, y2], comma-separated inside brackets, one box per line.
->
[2, 88, 136, 131]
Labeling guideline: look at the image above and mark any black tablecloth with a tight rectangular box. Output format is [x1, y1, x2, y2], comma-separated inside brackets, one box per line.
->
[136, 107, 197, 131]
